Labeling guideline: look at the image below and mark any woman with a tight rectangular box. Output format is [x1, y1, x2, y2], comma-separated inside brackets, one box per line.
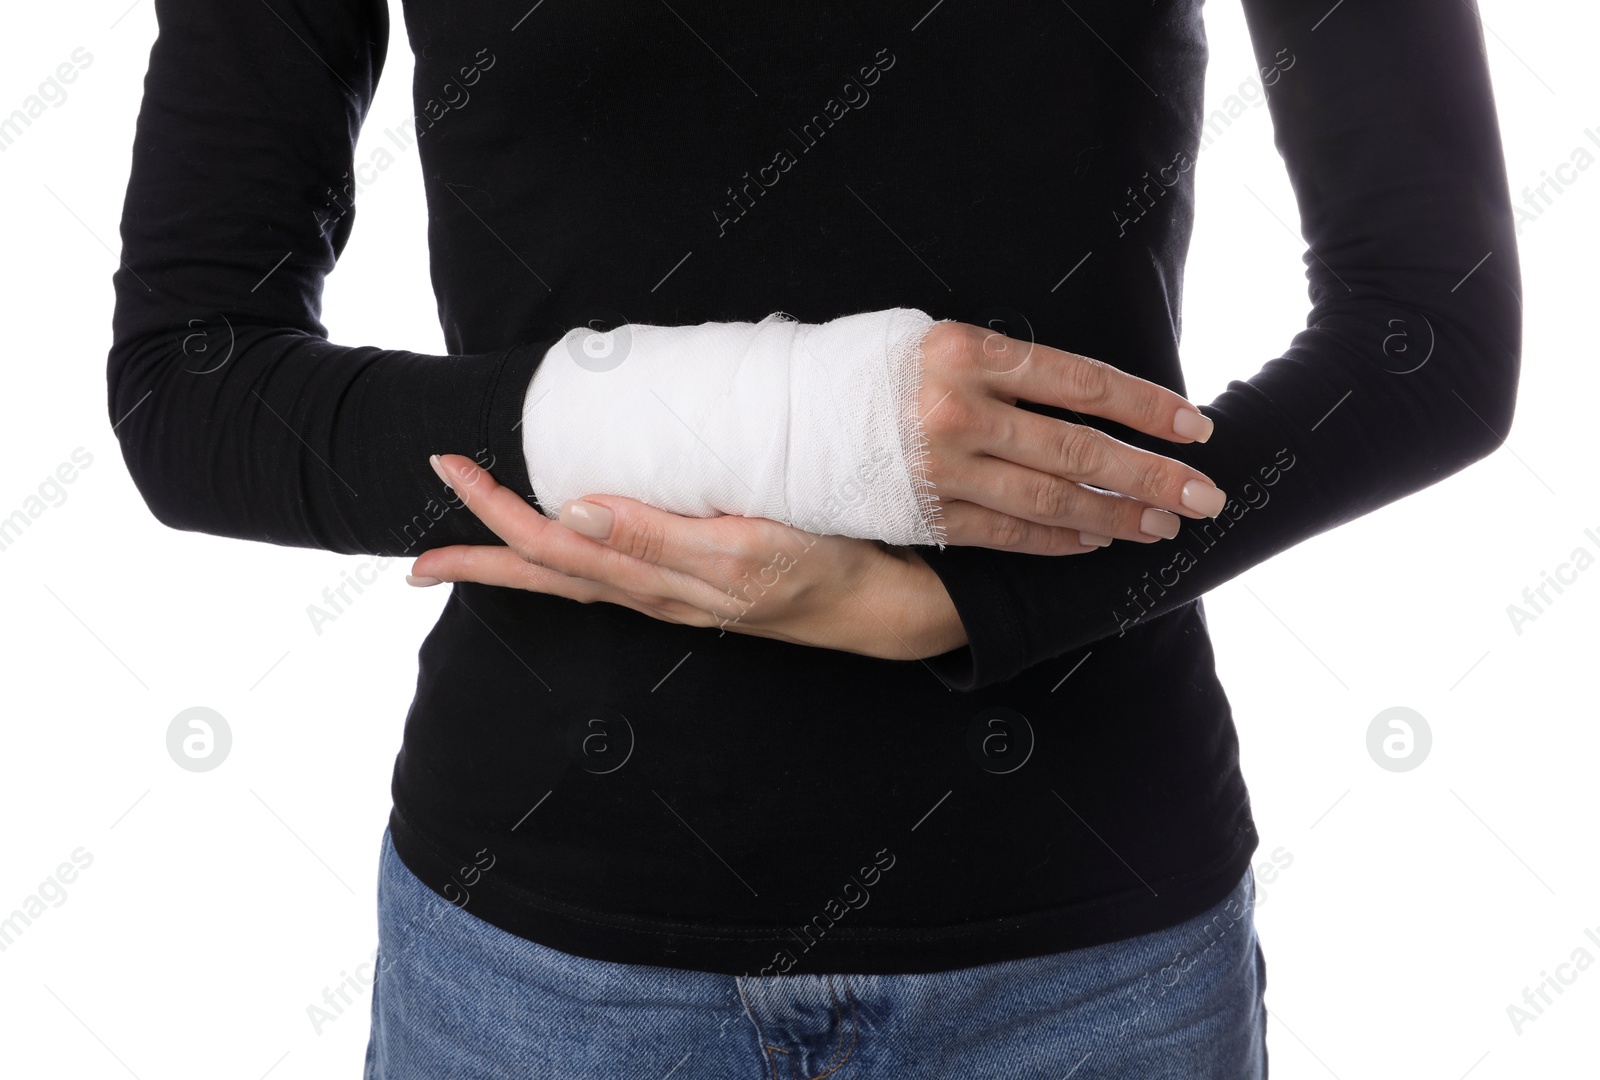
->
[108, 0, 1519, 1075]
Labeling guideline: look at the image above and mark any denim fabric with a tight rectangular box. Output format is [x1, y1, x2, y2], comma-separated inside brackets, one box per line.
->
[366, 827, 1267, 1078]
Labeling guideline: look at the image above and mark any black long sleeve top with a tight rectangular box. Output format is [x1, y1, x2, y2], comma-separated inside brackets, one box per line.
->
[108, 0, 1520, 975]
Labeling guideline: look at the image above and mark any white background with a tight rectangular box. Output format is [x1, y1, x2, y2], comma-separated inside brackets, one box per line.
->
[0, 1, 1595, 1077]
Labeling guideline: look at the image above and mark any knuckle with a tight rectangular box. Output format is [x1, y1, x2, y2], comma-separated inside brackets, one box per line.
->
[986, 512, 1029, 550]
[1043, 527, 1082, 556]
[1056, 425, 1102, 478]
[1133, 389, 1168, 432]
[1059, 354, 1111, 407]
[1028, 473, 1074, 521]
[509, 541, 545, 569]
[1068, 490, 1120, 538]
[1106, 501, 1139, 537]
[615, 516, 668, 564]
[1130, 456, 1169, 500]
[919, 319, 970, 369]
[1107, 494, 1149, 537]
[709, 519, 768, 570]
[706, 522, 750, 568]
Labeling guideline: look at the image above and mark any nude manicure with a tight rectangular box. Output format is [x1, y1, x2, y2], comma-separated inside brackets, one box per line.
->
[561, 499, 614, 539]
[428, 453, 454, 490]
[1180, 479, 1227, 517]
[1173, 407, 1213, 442]
[1140, 508, 1181, 539]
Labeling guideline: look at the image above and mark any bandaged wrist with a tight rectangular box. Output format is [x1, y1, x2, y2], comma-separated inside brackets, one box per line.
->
[520, 307, 946, 546]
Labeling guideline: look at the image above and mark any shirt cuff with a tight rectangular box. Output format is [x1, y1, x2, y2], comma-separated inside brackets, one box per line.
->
[915, 544, 1033, 690]
[485, 340, 551, 513]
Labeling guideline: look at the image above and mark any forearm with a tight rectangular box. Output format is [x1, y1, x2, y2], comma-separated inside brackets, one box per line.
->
[915, 0, 1521, 689]
[109, 322, 555, 557]
[108, 0, 560, 557]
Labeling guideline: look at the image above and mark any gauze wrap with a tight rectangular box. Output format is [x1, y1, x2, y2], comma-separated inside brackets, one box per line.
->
[520, 307, 946, 547]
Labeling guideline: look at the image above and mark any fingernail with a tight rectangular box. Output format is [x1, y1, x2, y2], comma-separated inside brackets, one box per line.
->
[406, 575, 442, 587]
[428, 454, 453, 490]
[1079, 532, 1113, 547]
[1181, 479, 1227, 517]
[1173, 407, 1213, 442]
[560, 499, 613, 540]
[1140, 508, 1181, 539]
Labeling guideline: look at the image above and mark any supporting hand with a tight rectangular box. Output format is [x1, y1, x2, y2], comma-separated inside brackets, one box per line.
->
[408, 454, 972, 660]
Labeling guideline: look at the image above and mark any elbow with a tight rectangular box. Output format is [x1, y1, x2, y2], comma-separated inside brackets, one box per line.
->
[106, 335, 196, 537]
[1464, 226, 1525, 458]
[1458, 301, 1522, 462]
[121, 458, 194, 536]
[1408, 261, 1522, 465]
[107, 400, 189, 536]
[110, 416, 226, 541]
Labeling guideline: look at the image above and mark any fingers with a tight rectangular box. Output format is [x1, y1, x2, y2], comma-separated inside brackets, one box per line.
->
[555, 491, 825, 602]
[411, 542, 735, 628]
[934, 500, 1110, 555]
[926, 322, 1213, 444]
[568, 494, 839, 627]
[427, 453, 562, 557]
[412, 544, 615, 605]
[916, 325, 1224, 533]
[553, 492, 757, 577]
[1014, 340, 1213, 444]
[936, 452, 1186, 543]
[429, 454, 764, 620]
[949, 399, 1227, 523]
[425, 454, 710, 609]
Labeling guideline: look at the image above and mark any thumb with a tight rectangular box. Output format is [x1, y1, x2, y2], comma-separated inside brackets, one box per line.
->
[556, 494, 731, 574]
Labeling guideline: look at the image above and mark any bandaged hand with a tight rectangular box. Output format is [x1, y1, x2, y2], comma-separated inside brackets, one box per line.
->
[521, 309, 1228, 555]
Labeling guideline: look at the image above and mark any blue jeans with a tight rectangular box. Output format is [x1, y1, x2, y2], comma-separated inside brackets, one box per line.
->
[365, 828, 1266, 1078]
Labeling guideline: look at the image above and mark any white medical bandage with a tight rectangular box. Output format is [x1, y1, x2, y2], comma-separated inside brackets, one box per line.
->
[519, 308, 947, 547]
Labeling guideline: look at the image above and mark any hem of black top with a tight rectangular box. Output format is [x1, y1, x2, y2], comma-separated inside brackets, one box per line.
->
[386, 798, 1259, 977]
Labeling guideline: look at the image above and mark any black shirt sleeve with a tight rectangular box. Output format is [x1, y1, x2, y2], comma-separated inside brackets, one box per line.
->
[106, 0, 554, 558]
[917, 0, 1523, 689]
